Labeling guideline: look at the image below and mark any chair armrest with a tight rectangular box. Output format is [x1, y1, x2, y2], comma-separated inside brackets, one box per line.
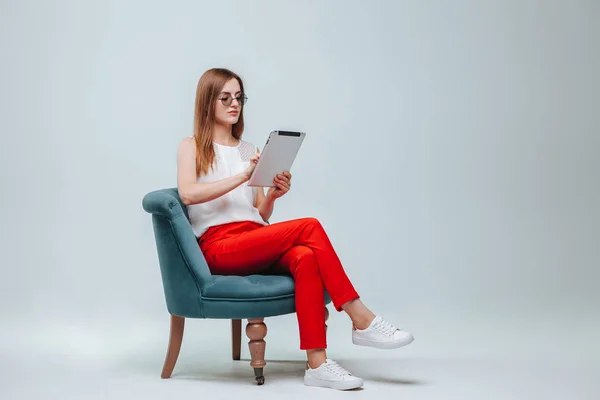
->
[142, 190, 187, 219]
[143, 188, 212, 295]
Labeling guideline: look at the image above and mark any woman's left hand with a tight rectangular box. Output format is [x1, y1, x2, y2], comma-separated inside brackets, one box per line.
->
[267, 171, 292, 200]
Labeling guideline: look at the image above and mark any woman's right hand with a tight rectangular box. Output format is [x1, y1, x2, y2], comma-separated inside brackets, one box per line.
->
[243, 151, 260, 181]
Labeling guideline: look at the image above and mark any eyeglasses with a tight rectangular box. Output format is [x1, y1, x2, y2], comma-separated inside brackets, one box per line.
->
[218, 93, 248, 107]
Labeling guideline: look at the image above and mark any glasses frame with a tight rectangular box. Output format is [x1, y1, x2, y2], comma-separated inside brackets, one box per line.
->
[218, 93, 248, 107]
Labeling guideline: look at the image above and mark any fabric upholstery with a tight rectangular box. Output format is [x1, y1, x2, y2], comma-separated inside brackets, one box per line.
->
[204, 275, 296, 300]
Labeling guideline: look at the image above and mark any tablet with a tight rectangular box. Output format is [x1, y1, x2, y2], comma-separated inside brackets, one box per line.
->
[248, 130, 306, 187]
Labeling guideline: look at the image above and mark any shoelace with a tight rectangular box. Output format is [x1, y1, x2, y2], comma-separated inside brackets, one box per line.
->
[372, 318, 399, 337]
[325, 360, 351, 377]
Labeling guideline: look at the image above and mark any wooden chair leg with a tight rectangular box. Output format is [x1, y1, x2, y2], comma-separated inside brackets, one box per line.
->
[161, 315, 185, 379]
[246, 318, 267, 385]
[232, 319, 241, 360]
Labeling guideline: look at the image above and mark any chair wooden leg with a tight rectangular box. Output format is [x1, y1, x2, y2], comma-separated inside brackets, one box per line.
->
[232, 319, 241, 360]
[246, 318, 267, 385]
[161, 315, 185, 379]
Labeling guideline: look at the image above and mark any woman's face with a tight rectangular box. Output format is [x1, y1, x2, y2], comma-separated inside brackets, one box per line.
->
[214, 78, 243, 126]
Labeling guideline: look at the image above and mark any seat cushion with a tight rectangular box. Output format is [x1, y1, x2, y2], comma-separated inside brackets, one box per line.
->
[202, 274, 296, 301]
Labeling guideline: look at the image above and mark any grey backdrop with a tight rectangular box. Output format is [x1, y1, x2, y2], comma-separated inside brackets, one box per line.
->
[1, 0, 599, 384]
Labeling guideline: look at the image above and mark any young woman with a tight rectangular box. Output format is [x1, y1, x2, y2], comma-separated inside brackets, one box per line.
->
[177, 68, 414, 390]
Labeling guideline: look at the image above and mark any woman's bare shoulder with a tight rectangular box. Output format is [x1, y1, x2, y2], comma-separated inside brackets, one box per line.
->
[180, 136, 195, 145]
[177, 136, 196, 158]
[179, 136, 196, 149]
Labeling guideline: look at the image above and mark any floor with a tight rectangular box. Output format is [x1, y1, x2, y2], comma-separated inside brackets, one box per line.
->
[2, 353, 598, 400]
[2, 315, 598, 399]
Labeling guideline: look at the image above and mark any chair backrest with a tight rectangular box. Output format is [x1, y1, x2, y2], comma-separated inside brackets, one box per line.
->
[142, 188, 212, 317]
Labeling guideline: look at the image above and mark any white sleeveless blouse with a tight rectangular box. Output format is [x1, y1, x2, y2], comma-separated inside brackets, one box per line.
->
[187, 139, 267, 238]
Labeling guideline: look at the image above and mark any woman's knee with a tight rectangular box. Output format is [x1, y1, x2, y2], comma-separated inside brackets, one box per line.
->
[289, 245, 316, 261]
[287, 246, 318, 273]
[301, 217, 323, 231]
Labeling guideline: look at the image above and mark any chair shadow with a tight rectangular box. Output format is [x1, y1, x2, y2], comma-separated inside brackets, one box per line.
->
[238, 358, 304, 364]
[172, 359, 306, 386]
[230, 358, 426, 386]
[125, 354, 426, 387]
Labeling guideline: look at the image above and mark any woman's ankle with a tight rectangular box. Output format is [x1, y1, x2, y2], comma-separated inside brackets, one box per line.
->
[352, 313, 376, 330]
[342, 299, 376, 328]
[306, 349, 327, 369]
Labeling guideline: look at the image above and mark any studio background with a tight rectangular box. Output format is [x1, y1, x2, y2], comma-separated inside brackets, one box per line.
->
[1, 0, 598, 398]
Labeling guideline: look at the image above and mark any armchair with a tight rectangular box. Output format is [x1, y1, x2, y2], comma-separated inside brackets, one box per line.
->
[142, 188, 330, 384]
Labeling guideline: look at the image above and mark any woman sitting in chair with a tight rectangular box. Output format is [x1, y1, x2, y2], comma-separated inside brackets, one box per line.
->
[176, 68, 414, 391]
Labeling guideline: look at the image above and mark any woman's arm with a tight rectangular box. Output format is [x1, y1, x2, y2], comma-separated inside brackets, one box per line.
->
[255, 187, 275, 222]
[177, 137, 251, 206]
[254, 171, 292, 222]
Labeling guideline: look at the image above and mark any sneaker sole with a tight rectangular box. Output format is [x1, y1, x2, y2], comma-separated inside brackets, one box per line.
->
[304, 376, 364, 390]
[352, 334, 414, 349]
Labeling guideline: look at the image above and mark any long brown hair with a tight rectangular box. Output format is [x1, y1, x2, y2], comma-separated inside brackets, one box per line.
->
[193, 68, 246, 177]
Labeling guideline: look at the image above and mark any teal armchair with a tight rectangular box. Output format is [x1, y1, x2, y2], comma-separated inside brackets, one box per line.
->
[142, 188, 331, 385]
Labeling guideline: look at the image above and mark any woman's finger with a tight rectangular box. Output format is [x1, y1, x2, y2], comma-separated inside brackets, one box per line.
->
[273, 180, 288, 191]
[275, 178, 290, 188]
[276, 175, 291, 184]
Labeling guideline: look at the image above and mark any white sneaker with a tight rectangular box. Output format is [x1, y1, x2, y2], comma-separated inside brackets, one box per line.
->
[304, 359, 364, 390]
[352, 316, 414, 349]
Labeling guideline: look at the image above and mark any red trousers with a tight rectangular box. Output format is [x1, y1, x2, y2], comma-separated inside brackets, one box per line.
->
[198, 217, 360, 350]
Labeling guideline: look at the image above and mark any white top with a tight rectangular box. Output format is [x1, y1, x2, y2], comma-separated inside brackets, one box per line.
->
[187, 139, 267, 238]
